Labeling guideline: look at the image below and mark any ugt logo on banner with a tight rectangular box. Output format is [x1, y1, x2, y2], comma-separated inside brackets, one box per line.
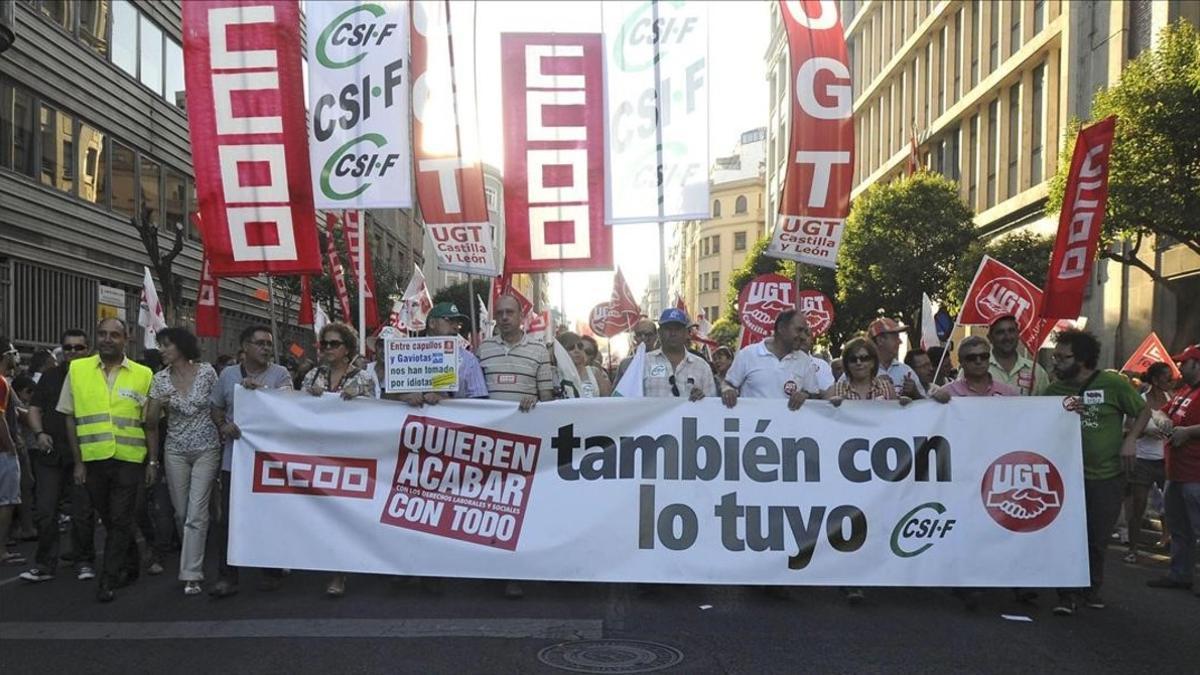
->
[307, 1, 413, 208]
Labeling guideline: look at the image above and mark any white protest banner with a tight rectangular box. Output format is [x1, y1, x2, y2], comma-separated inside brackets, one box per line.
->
[232, 391, 1089, 587]
[602, 1, 709, 224]
[307, 1, 412, 208]
[383, 337, 460, 393]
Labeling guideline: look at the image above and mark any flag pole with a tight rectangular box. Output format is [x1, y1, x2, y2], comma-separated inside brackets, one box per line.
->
[468, 273, 478, 342]
[651, 0, 667, 313]
[356, 211, 367, 356]
[265, 274, 279, 363]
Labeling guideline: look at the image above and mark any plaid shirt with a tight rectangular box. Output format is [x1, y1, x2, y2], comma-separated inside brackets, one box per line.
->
[642, 349, 718, 399]
[832, 376, 898, 400]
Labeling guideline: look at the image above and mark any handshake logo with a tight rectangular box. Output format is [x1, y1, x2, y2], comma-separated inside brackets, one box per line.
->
[981, 451, 1065, 533]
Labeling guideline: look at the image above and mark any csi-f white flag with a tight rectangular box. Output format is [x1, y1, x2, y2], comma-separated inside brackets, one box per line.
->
[602, 1, 709, 224]
[613, 342, 646, 398]
[306, 1, 412, 209]
[137, 266, 167, 350]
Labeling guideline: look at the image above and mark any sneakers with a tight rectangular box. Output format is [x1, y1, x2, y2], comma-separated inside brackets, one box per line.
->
[1052, 599, 1076, 616]
[184, 581, 203, 596]
[1082, 592, 1106, 609]
[76, 565, 96, 581]
[1146, 576, 1194, 590]
[209, 579, 239, 599]
[147, 561, 165, 576]
[1122, 552, 1138, 564]
[19, 568, 55, 583]
[843, 587, 865, 606]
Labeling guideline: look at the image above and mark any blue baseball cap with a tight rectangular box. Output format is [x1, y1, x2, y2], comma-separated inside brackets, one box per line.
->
[659, 308, 689, 326]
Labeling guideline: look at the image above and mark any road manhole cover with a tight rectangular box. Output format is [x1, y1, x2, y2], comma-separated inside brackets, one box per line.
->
[537, 639, 684, 673]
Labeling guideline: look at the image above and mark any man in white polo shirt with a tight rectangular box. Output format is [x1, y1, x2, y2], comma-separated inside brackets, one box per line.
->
[721, 309, 821, 410]
[867, 317, 925, 398]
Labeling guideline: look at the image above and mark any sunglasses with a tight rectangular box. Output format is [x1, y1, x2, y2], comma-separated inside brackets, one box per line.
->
[248, 339, 274, 348]
[61, 344, 88, 352]
[961, 353, 990, 363]
[845, 354, 873, 365]
[669, 374, 680, 397]
[567, 343, 587, 351]
[635, 331, 656, 339]
[320, 339, 345, 349]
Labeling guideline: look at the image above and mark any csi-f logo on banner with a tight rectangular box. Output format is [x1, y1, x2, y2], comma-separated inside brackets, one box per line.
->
[307, 1, 412, 208]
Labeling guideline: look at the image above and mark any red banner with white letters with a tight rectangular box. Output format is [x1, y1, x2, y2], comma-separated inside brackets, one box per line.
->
[501, 33, 611, 273]
[342, 211, 379, 330]
[958, 256, 1049, 356]
[182, 0, 322, 276]
[1121, 332, 1181, 379]
[738, 273, 797, 348]
[193, 214, 222, 338]
[605, 268, 641, 334]
[324, 213, 352, 322]
[412, 1, 498, 276]
[1041, 116, 1116, 319]
[766, 0, 854, 268]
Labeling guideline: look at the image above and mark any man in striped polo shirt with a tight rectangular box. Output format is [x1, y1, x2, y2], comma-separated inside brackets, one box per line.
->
[477, 294, 555, 412]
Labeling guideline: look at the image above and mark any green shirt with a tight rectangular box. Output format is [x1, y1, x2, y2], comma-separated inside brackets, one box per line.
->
[1044, 370, 1145, 480]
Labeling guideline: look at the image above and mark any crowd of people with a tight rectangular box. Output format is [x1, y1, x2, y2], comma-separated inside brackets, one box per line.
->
[0, 300, 1197, 617]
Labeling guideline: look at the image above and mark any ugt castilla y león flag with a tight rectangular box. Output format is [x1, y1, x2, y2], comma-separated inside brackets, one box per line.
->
[182, 0, 322, 276]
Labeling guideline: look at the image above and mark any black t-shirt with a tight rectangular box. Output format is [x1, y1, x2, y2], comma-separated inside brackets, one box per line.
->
[31, 363, 69, 441]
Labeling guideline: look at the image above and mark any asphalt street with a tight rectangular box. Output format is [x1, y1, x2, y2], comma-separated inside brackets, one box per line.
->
[1, 538, 1198, 674]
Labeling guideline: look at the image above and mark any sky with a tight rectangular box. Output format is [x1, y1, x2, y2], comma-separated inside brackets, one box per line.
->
[448, 0, 772, 329]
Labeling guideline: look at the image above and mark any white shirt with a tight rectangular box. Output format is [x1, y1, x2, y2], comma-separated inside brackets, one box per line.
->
[804, 352, 835, 391]
[879, 359, 926, 397]
[724, 339, 820, 399]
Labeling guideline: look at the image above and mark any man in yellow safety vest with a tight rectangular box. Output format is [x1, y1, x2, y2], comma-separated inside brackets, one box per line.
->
[57, 318, 158, 602]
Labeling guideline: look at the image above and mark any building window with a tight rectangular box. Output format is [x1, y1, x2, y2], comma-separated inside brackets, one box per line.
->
[953, 9, 963, 98]
[711, 234, 720, 254]
[165, 38, 185, 109]
[1128, 0, 1153, 58]
[924, 42, 932, 126]
[2, 84, 37, 177]
[164, 170, 186, 236]
[968, 114, 979, 207]
[735, 195, 747, 214]
[734, 231, 747, 251]
[943, 125, 960, 181]
[1009, 1, 1022, 56]
[138, 155, 161, 226]
[111, 0, 137, 78]
[1034, 0, 1046, 34]
[1031, 64, 1045, 184]
[711, 271, 720, 290]
[41, 0, 76, 33]
[111, 141, 136, 217]
[187, 182, 200, 239]
[1007, 83, 1020, 197]
[80, 0, 110, 57]
[970, 2, 981, 86]
[700, 238, 709, 257]
[39, 104, 75, 194]
[988, 0, 999, 73]
[77, 122, 108, 206]
[712, 199, 721, 218]
[139, 15, 163, 96]
[986, 100, 998, 207]
[936, 27, 945, 117]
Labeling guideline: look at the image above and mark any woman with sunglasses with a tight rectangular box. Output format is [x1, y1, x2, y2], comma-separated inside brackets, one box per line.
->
[826, 336, 913, 407]
[302, 322, 375, 597]
[556, 332, 611, 398]
[145, 327, 221, 596]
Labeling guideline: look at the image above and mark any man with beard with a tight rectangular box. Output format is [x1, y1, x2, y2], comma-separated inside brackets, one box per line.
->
[988, 315, 1048, 396]
[1043, 329, 1150, 616]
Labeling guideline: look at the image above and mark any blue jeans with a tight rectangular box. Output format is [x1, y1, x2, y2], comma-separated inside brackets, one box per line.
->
[1165, 481, 1200, 583]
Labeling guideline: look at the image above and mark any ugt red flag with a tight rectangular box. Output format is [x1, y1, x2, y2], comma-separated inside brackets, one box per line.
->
[959, 256, 1049, 356]
[605, 268, 641, 334]
[766, 0, 854, 268]
[739, 273, 796, 348]
[1121, 332, 1181, 379]
[182, 1, 322, 276]
[491, 272, 533, 318]
[1041, 116, 1117, 319]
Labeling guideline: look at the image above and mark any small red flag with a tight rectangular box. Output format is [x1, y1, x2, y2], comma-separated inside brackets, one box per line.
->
[1121, 332, 1181, 379]
[193, 213, 221, 338]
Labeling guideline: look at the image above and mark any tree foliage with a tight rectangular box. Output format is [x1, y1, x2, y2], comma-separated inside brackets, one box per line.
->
[835, 171, 976, 339]
[1045, 20, 1200, 283]
[945, 230, 1055, 311]
[432, 278, 493, 334]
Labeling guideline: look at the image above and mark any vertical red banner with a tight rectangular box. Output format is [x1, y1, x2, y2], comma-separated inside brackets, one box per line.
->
[1041, 116, 1117, 320]
[500, 33, 612, 273]
[193, 214, 222, 338]
[182, 1, 322, 276]
[343, 211, 379, 330]
[298, 274, 314, 327]
[767, 0, 854, 268]
[324, 213, 352, 322]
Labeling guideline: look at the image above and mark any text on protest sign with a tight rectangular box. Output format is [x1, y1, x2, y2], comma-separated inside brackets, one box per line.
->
[767, 0, 854, 268]
[501, 33, 613, 273]
[383, 337, 459, 393]
[181, 0, 322, 276]
[306, 1, 412, 208]
[231, 392, 1088, 587]
[739, 273, 796, 348]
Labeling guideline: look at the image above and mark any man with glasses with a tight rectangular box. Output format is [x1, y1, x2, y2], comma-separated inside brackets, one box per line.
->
[616, 318, 660, 384]
[1043, 329, 1150, 616]
[642, 309, 716, 400]
[988, 315, 1048, 396]
[208, 325, 293, 598]
[931, 336, 1017, 399]
[392, 303, 488, 405]
[19, 330, 98, 583]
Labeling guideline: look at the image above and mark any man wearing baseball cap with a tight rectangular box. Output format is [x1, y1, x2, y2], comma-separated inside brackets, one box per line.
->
[392, 303, 488, 404]
[641, 309, 715, 400]
[867, 318, 925, 398]
[1147, 344, 1200, 596]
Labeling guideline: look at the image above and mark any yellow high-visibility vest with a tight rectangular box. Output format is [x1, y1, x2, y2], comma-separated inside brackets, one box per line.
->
[69, 355, 153, 463]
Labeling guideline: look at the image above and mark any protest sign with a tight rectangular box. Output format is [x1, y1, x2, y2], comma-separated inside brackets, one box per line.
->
[383, 337, 460, 393]
[738, 273, 796, 348]
[232, 390, 1088, 587]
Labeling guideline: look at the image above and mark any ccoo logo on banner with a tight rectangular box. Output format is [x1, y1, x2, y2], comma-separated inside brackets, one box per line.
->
[306, 1, 412, 208]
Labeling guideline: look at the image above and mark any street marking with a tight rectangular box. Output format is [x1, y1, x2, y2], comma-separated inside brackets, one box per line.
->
[0, 618, 604, 641]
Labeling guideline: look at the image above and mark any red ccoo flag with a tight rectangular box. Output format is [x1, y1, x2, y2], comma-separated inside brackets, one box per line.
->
[193, 213, 222, 338]
[1121, 332, 1181, 380]
[1041, 116, 1117, 320]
